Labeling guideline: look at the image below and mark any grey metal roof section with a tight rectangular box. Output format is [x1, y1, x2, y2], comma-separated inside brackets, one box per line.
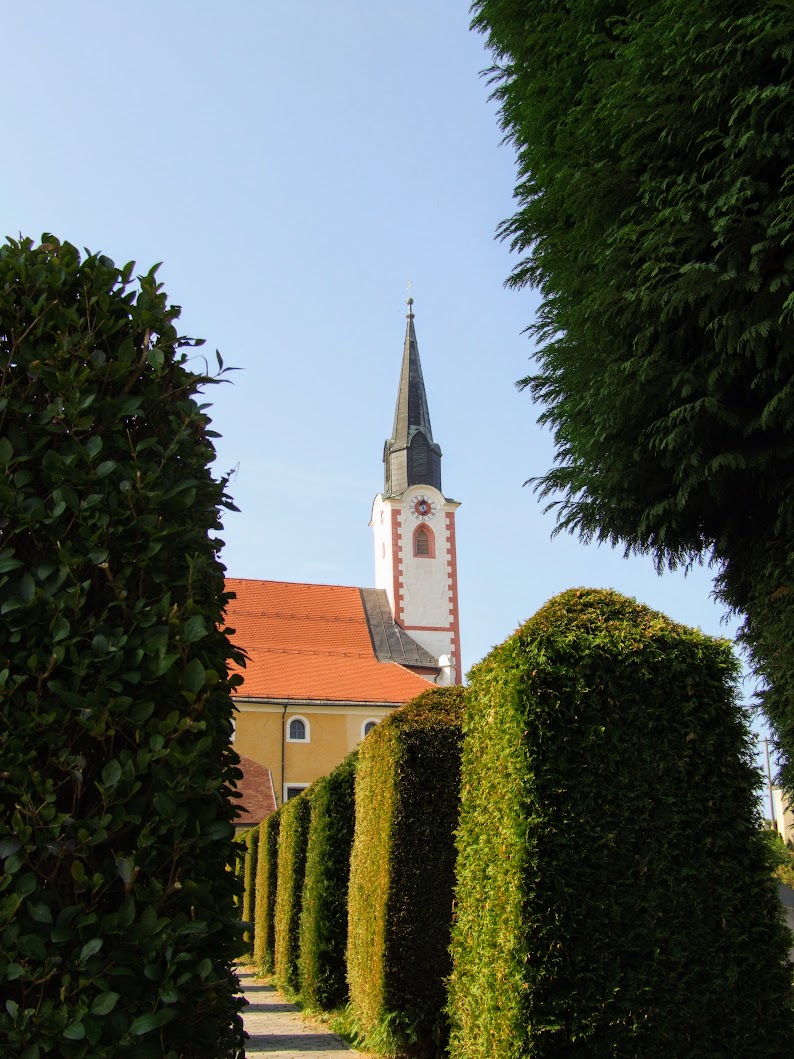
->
[383, 300, 443, 496]
[361, 588, 440, 670]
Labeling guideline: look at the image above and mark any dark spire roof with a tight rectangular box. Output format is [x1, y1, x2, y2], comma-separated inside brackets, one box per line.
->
[383, 299, 442, 496]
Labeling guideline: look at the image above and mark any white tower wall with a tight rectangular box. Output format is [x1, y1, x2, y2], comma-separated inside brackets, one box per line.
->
[371, 484, 461, 683]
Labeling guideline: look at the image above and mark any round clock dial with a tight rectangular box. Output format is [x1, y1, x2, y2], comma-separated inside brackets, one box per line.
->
[410, 494, 437, 521]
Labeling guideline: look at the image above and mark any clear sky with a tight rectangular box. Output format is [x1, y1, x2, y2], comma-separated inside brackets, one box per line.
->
[6, 3, 771, 748]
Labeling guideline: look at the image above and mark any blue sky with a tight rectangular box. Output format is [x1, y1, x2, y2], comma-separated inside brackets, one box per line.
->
[6, 3, 771, 749]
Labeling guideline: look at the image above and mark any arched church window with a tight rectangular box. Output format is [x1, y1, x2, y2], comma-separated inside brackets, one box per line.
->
[413, 524, 434, 558]
[362, 719, 379, 739]
[287, 716, 310, 742]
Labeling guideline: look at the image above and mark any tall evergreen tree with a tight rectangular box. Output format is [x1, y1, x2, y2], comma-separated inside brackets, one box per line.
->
[471, 0, 794, 782]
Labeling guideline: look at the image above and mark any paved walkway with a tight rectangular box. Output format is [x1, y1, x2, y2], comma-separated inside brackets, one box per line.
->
[238, 968, 368, 1058]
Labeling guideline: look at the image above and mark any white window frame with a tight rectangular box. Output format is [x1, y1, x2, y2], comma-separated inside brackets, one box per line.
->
[284, 783, 309, 803]
[286, 715, 311, 743]
[361, 718, 380, 740]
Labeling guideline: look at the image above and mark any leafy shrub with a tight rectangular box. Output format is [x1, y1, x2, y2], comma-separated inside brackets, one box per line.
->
[253, 812, 280, 974]
[347, 686, 465, 1057]
[274, 792, 311, 993]
[448, 588, 794, 1058]
[0, 236, 245, 1056]
[241, 827, 259, 955]
[763, 829, 794, 889]
[299, 751, 357, 1010]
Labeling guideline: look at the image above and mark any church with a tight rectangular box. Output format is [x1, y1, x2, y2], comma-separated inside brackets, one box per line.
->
[229, 300, 461, 820]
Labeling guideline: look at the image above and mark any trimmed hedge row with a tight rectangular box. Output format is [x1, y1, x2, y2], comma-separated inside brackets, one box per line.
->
[0, 237, 245, 1057]
[274, 792, 312, 993]
[253, 812, 280, 974]
[244, 593, 794, 1058]
[241, 827, 259, 954]
[248, 685, 463, 1057]
[448, 589, 794, 1058]
[299, 752, 358, 1010]
[232, 831, 248, 910]
[347, 686, 465, 1057]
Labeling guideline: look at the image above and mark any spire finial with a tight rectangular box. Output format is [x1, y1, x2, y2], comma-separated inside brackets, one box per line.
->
[406, 280, 414, 319]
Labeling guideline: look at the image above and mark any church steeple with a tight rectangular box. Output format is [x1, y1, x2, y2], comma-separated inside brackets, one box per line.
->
[371, 299, 461, 685]
[383, 298, 443, 497]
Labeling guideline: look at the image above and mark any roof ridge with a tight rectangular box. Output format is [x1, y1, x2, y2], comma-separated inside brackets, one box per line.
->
[255, 647, 373, 658]
[227, 609, 365, 623]
[226, 577, 374, 592]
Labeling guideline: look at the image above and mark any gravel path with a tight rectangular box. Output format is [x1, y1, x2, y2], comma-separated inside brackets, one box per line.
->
[238, 968, 368, 1059]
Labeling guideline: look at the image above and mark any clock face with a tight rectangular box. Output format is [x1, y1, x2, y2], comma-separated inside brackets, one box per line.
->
[410, 494, 437, 521]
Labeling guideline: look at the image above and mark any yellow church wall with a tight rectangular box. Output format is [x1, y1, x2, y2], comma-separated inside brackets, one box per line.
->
[233, 700, 402, 806]
[284, 710, 348, 791]
[233, 704, 282, 772]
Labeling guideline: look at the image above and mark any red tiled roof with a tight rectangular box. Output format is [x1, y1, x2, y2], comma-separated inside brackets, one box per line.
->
[233, 755, 277, 827]
[224, 578, 433, 703]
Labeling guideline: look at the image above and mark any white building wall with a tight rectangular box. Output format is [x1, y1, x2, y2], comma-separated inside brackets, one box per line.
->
[772, 786, 794, 844]
[371, 493, 397, 613]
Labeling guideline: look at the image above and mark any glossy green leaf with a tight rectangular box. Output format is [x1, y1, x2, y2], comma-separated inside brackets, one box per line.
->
[80, 937, 103, 960]
[182, 615, 207, 642]
[27, 902, 53, 925]
[183, 657, 206, 692]
[84, 435, 103, 458]
[101, 760, 122, 787]
[90, 991, 120, 1016]
[128, 1012, 161, 1035]
[147, 347, 165, 370]
[0, 552, 23, 574]
[0, 836, 21, 858]
[19, 572, 35, 602]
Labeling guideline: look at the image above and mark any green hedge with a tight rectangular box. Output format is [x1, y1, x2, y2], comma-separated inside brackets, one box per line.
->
[233, 831, 248, 910]
[274, 792, 312, 993]
[241, 827, 259, 955]
[448, 589, 794, 1058]
[347, 686, 465, 1056]
[298, 751, 357, 1011]
[253, 812, 280, 974]
[0, 236, 245, 1056]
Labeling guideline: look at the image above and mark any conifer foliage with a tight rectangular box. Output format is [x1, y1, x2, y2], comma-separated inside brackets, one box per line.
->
[0, 237, 245, 1057]
[471, 0, 794, 782]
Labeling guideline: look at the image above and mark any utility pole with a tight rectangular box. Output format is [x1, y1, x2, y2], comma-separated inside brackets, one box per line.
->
[762, 736, 778, 832]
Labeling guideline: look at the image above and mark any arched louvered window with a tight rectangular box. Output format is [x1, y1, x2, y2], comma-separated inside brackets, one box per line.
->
[411, 432, 428, 479]
[413, 524, 434, 558]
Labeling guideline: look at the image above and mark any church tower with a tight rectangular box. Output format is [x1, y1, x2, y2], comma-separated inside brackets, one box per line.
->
[371, 299, 461, 685]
